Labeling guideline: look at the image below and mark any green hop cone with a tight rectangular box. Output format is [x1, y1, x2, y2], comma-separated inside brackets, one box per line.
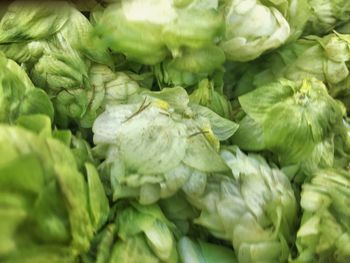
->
[220, 0, 310, 61]
[0, 52, 53, 124]
[232, 78, 344, 173]
[0, 1, 113, 127]
[0, 117, 109, 263]
[184, 147, 297, 263]
[294, 169, 350, 262]
[97, 0, 223, 65]
[304, 0, 350, 35]
[92, 87, 238, 204]
[0, 1, 71, 43]
[235, 33, 350, 98]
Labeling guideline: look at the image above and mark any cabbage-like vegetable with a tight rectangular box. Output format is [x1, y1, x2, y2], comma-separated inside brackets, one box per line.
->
[220, 0, 310, 61]
[184, 147, 297, 263]
[232, 78, 344, 172]
[93, 86, 238, 204]
[0, 116, 109, 263]
[294, 169, 350, 262]
[0, 52, 53, 123]
[112, 203, 178, 263]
